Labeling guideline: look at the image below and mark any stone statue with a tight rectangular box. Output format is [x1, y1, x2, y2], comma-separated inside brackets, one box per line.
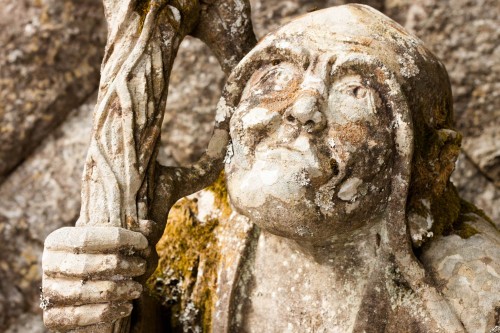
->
[42, 3, 500, 333]
[218, 5, 500, 332]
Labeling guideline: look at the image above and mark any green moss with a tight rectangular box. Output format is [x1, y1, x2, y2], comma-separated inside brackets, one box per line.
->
[429, 183, 462, 237]
[135, 0, 151, 15]
[206, 171, 231, 216]
[148, 171, 230, 332]
[432, 197, 498, 239]
[451, 220, 479, 239]
[448, 198, 498, 239]
[408, 105, 463, 242]
[458, 198, 495, 226]
[427, 184, 497, 239]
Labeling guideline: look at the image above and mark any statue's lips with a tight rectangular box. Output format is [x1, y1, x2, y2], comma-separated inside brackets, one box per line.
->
[255, 145, 314, 162]
[253, 143, 330, 181]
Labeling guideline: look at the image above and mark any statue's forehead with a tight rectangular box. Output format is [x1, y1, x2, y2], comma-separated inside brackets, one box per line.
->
[249, 4, 432, 79]
[276, 6, 374, 37]
[271, 5, 415, 43]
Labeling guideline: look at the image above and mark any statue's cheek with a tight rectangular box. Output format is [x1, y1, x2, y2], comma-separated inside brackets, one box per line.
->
[230, 105, 281, 152]
[327, 121, 391, 162]
[326, 122, 369, 164]
[239, 106, 281, 134]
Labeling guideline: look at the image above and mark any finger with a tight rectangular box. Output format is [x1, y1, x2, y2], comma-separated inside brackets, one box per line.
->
[44, 227, 148, 253]
[43, 252, 146, 278]
[43, 277, 142, 305]
[43, 302, 132, 331]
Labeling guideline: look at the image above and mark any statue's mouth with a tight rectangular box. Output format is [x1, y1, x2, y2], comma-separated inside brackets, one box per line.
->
[237, 132, 347, 189]
[252, 145, 340, 186]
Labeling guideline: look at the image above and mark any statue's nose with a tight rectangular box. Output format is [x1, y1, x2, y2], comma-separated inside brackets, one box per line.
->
[285, 92, 326, 133]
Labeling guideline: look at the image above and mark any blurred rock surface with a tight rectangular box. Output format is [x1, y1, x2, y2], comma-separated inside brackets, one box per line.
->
[0, 0, 106, 183]
[0, 94, 94, 332]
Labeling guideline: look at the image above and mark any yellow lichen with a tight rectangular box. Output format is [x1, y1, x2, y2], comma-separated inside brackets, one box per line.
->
[148, 171, 231, 332]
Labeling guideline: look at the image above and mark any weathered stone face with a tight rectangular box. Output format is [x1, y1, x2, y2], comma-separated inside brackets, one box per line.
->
[222, 4, 466, 248]
[226, 50, 394, 243]
[225, 4, 428, 244]
[2, 0, 498, 332]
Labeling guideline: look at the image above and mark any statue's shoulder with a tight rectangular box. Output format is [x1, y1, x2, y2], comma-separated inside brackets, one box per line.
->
[420, 211, 500, 333]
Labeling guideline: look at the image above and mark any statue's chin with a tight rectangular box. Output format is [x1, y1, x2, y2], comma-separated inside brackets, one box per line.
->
[231, 191, 341, 244]
[227, 157, 334, 209]
[226, 153, 345, 243]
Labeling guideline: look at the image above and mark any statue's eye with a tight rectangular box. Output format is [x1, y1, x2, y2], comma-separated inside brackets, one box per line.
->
[351, 86, 367, 99]
[258, 67, 290, 90]
[338, 83, 369, 99]
[259, 69, 278, 85]
[333, 75, 371, 100]
[329, 75, 379, 119]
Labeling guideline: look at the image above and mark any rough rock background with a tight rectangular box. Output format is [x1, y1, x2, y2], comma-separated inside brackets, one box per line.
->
[0, 0, 106, 184]
[0, 0, 498, 331]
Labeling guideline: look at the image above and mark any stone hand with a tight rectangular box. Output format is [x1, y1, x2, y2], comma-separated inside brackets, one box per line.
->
[41, 226, 148, 331]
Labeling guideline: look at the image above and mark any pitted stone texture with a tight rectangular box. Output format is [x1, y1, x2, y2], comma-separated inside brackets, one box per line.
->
[42, 279, 142, 305]
[44, 303, 133, 331]
[421, 216, 500, 333]
[4, 313, 46, 333]
[158, 1, 386, 168]
[0, 0, 106, 182]
[39, 0, 256, 329]
[234, 230, 374, 332]
[42, 226, 148, 331]
[0, 95, 94, 332]
[217, 5, 480, 332]
[158, 1, 499, 223]
[0, 1, 497, 332]
[461, 124, 500, 187]
[44, 226, 148, 253]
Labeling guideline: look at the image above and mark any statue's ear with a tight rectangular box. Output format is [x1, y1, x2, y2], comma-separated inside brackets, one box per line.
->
[434, 128, 462, 188]
[408, 128, 462, 248]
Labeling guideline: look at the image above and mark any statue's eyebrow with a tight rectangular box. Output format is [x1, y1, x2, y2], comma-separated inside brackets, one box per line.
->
[255, 43, 311, 69]
[330, 60, 357, 78]
[230, 43, 311, 103]
[329, 57, 378, 81]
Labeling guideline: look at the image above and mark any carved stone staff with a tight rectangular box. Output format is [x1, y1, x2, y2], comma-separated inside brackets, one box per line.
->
[41, 0, 256, 332]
